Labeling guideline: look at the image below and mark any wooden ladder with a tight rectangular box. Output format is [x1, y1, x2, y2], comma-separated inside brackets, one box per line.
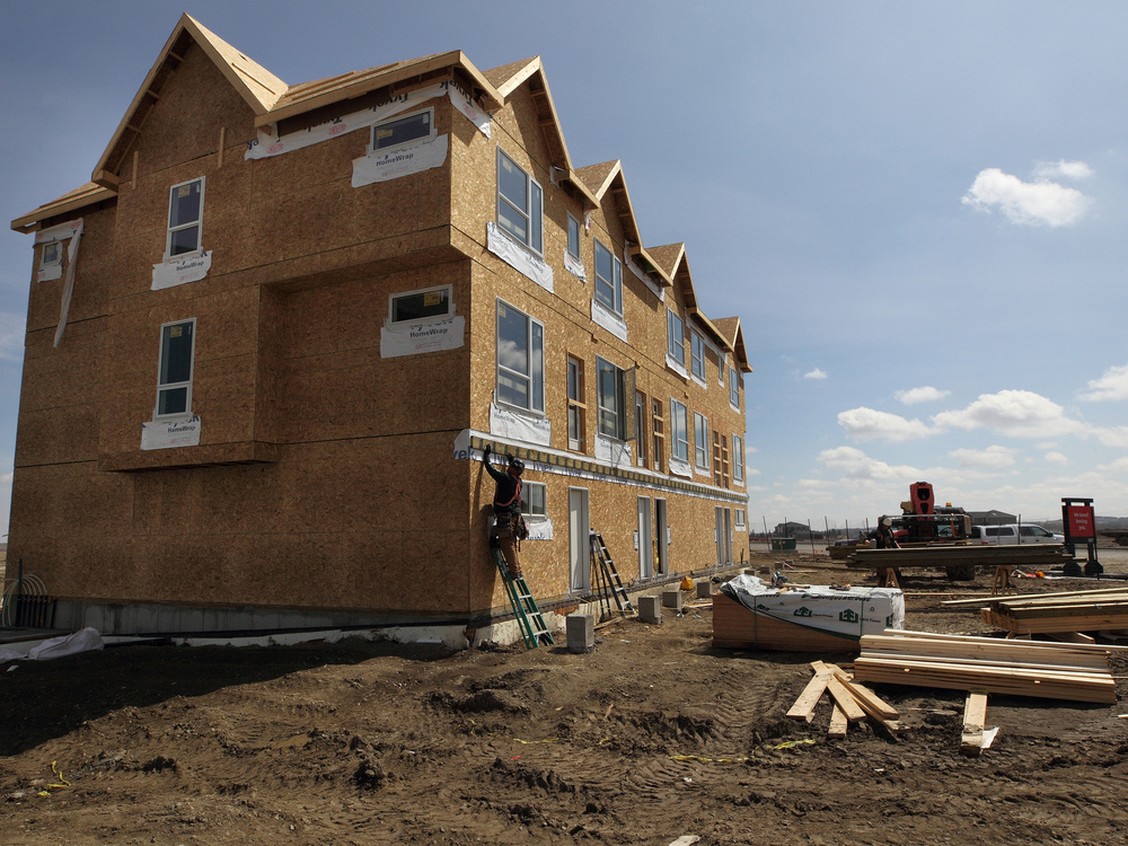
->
[590, 530, 634, 615]
[491, 545, 554, 649]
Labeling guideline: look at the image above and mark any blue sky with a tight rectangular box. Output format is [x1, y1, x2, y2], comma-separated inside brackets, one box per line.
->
[2, 1, 1128, 538]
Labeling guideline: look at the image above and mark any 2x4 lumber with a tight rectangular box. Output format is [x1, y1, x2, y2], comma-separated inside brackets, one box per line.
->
[825, 676, 867, 722]
[873, 629, 1116, 656]
[786, 663, 834, 722]
[942, 586, 1128, 607]
[960, 690, 989, 757]
[830, 669, 899, 719]
[828, 704, 849, 738]
[860, 635, 1110, 671]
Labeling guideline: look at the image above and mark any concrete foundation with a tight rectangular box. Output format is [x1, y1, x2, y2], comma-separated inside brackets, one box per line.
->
[661, 589, 683, 611]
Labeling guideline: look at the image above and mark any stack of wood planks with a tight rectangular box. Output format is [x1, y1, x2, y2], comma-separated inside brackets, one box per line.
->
[969, 587, 1128, 635]
[851, 630, 1117, 704]
[786, 660, 904, 739]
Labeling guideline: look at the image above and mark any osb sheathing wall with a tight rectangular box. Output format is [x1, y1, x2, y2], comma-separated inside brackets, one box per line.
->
[10, 34, 749, 627]
[453, 80, 748, 594]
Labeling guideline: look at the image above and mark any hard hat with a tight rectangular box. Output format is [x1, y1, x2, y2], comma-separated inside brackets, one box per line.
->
[680, 575, 695, 590]
[508, 457, 524, 474]
[882, 517, 892, 527]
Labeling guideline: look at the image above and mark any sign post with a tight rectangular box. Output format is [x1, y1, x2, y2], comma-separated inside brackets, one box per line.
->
[1060, 497, 1102, 576]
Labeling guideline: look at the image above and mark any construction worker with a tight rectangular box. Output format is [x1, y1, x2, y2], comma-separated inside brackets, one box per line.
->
[874, 517, 900, 549]
[481, 444, 527, 578]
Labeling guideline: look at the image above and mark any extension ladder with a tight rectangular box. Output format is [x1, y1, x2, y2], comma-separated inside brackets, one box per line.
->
[590, 530, 633, 614]
[491, 545, 554, 649]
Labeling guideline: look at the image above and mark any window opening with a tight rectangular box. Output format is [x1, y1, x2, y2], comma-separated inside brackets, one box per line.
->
[497, 149, 543, 253]
[167, 177, 204, 257]
[155, 319, 196, 418]
[496, 300, 544, 413]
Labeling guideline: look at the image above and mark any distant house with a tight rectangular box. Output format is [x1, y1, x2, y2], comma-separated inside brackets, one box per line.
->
[7, 15, 752, 642]
[773, 521, 811, 538]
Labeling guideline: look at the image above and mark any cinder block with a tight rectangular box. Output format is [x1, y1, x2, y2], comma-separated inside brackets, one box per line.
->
[661, 589, 683, 611]
[638, 595, 661, 624]
[696, 581, 714, 599]
[566, 613, 594, 653]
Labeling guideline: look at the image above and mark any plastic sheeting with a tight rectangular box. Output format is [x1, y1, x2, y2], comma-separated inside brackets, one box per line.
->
[0, 627, 103, 664]
[720, 574, 904, 640]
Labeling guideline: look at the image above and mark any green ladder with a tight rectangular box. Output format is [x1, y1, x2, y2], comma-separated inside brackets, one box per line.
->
[492, 546, 554, 649]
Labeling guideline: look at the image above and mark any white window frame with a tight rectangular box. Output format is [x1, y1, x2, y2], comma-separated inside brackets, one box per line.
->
[567, 214, 582, 260]
[166, 176, 205, 259]
[733, 434, 745, 483]
[735, 510, 747, 530]
[596, 356, 627, 440]
[694, 412, 710, 470]
[729, 367, 740, 408]
[667, 309, 685, 367]
[40, 241, 62, 271]
[388, 284, 453, 326]
[670, 399, 689, 462]
[521, 481, 547, 518]
[154, 318, 196, 420]
[594, 239, 623, 315]
[496, 148, 544, 255]
[370, 107, 435, 153]
[496, 299, 545, 415]
[690, 331, 706, 382]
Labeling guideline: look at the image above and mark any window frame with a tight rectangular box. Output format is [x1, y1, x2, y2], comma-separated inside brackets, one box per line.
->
[634, 391, 648, 467]
[370, 106, 435, 153]
[667, 309, 686, 367]
[496, 148, 544, 255]
[166, 176, 205, 259]
[594, 239, 623, 315]
[567, 214, 582, 260]
[694, 411, 710, 470]
[651, 398, 665, 472]
[388, 284, 453, 326]
[567, 355, 586, 451]
[670, 399, 689, 462]
[154, 318, 197, 420]
[690, 331, 707, 382]
[733, 434, 745, 483]
[521, 481, 547, 518]
[596, 356, 627, 440]
[40, 241, 62, 271]
[495, 299, 545, 415]
[729, 366, 740, 408]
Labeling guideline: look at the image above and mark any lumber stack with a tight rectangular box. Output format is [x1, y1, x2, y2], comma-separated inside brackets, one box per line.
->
[852, 630, 1117, 704]
[975, 588, 1128, 635]
[849, 544, 1071, 572]
[713, 574, 903, 653]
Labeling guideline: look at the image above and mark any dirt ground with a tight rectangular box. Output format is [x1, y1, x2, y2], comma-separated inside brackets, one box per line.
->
[3, 550, 1128, 846]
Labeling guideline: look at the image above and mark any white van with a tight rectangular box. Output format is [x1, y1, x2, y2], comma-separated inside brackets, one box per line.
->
[971, 524, 1064, 544]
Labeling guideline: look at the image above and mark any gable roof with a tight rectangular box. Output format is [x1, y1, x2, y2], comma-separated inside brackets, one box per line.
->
[93, 13, 287, 187]
[11, 182, 116, 234]
[714, 317, 753, 373]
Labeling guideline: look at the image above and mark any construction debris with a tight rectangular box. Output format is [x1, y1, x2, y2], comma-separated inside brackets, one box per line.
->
[786, 661, 904, 740]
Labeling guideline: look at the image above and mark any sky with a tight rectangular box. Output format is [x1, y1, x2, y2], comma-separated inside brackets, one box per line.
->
[2, 0, 1128, 539]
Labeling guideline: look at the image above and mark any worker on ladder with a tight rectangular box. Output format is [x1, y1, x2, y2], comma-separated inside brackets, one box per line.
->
[481, 444, 528, 579]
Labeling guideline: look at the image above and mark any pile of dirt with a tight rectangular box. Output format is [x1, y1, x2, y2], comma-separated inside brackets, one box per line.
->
[2, 552, 1126, 845]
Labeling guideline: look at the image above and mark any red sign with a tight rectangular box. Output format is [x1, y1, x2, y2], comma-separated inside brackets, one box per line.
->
[1066, 504, 1096, 539]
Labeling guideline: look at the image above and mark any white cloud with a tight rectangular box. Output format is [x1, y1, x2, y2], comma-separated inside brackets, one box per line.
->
[804, 368, 828, 381]
[817, 446, 922, 482]
[1095, 427, 1128, 449]
[837, 407, 933, 442]
[1044, 451, 1068, 465]
[931, 390, 1088, 438]
[1080, 363, 1128, 402]
[895, 386, 950, 405]
[1033, 160, 1094, 180]
[961, 167, 1091, 227]
[0, 312, 25, 362]
[949, 445, 1016, 470]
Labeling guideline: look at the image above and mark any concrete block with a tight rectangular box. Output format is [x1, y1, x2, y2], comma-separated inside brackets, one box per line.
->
[638, 595, 661, 624]
[566, 613, 594, 653]
[661, 589, 683, 611]
[696, 581, 714, 599]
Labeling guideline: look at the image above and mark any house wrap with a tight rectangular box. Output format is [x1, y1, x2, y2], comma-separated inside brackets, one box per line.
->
[8, 14, 753, 642]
